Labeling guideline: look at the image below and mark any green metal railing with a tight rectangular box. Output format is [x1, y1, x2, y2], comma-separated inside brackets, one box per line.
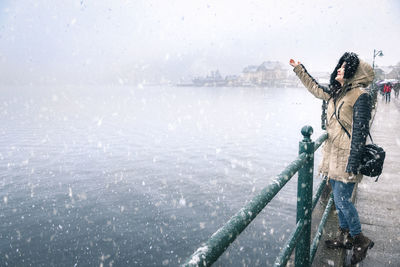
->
[183, 125, 332, 267]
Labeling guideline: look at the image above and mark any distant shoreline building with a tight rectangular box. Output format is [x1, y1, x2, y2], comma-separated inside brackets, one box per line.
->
[177, 60, 351, 88]
[192, 70, 225, 87]
[384, 63, 400, 80]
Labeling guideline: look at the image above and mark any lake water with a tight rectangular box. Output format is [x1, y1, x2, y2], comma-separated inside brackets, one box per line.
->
[0, 85, 325, 266]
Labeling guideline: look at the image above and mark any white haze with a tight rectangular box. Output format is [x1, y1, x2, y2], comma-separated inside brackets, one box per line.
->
[0, 0, 399, 85]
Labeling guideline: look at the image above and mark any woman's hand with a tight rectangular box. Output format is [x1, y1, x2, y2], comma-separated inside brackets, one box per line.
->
[289, 59, 301, 68]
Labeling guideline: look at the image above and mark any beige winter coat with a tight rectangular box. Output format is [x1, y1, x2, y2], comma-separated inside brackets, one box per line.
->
[294, 60, 374, 183]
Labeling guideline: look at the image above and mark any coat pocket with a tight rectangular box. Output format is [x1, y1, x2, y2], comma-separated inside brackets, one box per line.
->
[332, 131, 351, 150]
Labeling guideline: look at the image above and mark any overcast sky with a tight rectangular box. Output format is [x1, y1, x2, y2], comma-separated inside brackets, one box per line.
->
[1, 0, 399, 85]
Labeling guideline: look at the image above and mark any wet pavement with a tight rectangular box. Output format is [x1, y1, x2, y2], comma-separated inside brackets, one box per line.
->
[312, 95, 400, 267]
[355, 95, 400, 266]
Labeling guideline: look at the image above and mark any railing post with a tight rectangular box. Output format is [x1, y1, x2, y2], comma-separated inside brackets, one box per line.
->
[295, 126, 315, 267]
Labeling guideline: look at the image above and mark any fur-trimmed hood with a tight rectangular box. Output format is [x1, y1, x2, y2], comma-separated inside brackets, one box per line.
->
[345, 59, 375, 89]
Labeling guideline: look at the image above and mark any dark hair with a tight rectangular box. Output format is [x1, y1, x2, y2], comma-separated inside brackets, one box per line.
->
[329, 52, 360, 93]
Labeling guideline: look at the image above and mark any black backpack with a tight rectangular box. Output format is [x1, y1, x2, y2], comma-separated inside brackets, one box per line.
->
[333, 101, 385, 181]
[360, 142, 385, 181]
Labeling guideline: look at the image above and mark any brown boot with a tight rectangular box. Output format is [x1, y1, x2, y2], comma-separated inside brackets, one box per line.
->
[351, 233, 374, 264]
[325, 228, 353, 249]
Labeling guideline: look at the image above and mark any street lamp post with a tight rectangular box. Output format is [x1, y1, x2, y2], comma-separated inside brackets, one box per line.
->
[372, 49, 383, 71]
[371, 49, 383, 108]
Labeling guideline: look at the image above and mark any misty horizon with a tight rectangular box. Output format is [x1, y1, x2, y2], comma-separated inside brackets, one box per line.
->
[1, 0, 399, 86]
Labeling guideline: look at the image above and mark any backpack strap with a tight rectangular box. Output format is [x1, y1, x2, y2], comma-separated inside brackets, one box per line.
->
[333, 99, 374, 144]
[368, 132, 374, 144]
[334, 99, 351, 138]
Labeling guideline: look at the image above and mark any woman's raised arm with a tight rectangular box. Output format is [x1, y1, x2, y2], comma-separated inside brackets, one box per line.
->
[289, 59, 300, 68]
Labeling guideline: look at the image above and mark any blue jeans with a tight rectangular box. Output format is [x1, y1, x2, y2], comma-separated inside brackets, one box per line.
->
[330, 180, 361, 237]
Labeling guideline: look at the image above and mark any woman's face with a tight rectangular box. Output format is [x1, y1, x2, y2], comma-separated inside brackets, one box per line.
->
[335, 62, 346, 85]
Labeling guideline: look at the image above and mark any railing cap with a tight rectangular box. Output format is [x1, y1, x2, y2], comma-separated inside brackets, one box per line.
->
[301, 125, 313, 141]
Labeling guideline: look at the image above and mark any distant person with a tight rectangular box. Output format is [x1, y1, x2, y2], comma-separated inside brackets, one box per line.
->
[289, 52, 374, 265]
[383, 84, 388, 101]
[394, 83, 400, 98]
[378, 84, 385, 98]
[384, 83, 392, 103]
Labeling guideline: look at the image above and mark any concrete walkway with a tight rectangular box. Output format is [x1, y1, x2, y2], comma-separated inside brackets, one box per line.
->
[311, 95, 400, 267]
[354, 95, 400, 266]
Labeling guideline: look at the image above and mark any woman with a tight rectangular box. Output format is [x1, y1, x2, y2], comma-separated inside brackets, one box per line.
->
[289, 52, 374, 265]
[386, 82, 392, 103]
